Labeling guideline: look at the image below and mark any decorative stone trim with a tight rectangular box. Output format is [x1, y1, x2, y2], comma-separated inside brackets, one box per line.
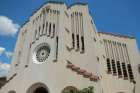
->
[90, 75, 99, 82]
[83, 72, 92, 78]
[77, 69, 86, 75]
[66, 62, 100, 82]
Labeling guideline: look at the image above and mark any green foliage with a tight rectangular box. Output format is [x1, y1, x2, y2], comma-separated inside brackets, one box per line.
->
[62, 86, 94, 93]
[64, 89, 77, 93]
[79, 86, 94, 93]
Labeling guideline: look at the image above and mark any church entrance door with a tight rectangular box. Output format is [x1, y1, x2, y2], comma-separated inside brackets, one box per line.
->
[33, 87, 48, 93]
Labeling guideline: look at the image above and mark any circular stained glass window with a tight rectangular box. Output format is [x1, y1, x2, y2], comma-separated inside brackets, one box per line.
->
[33, 43, 50, 64]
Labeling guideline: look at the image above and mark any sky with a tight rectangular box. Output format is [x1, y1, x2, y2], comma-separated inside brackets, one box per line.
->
[0, 0, 140, 76]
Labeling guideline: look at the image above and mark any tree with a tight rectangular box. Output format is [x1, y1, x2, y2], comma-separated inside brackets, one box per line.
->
[62, 86, 94, 93]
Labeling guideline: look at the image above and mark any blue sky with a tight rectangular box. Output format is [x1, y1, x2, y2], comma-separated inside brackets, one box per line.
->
[0, 0, 140, 65]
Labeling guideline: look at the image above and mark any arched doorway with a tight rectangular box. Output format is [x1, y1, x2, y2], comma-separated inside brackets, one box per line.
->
[8, 90, 16, 93]
[26, 83, 49, 93]
[33, 87, 48, 93]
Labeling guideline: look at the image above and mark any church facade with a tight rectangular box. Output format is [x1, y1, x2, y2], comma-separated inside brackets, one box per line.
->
[0, 1, 140, 93]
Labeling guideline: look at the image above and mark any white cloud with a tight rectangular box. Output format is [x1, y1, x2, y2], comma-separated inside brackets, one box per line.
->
[0, 46, 13, 59]
[0, 62, 10, 77]
[0, 47, 12, 77]
[0, 16, 20, 36]
[5, 51, 13, 58]
[0, 47, 5, 55]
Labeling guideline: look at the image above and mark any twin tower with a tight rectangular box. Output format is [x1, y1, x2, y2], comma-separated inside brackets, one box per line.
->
[0, 1, 140, 93]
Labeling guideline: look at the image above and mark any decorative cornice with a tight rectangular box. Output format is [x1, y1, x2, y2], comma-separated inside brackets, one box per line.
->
[98, 31, 135, 39]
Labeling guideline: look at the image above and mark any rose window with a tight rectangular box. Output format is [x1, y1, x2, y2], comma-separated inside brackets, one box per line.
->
[33, 43, 50, 64]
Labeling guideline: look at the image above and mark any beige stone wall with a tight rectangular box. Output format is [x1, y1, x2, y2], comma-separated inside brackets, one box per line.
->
[0, 2, 102, 93]
[99, 32, 140, 93]
[0, 2, 139, 93]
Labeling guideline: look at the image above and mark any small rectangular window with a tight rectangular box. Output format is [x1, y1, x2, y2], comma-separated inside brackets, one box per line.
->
[122, 63, 128, 79]
[72, 33, 75, 48]
[56, 36, 59, 61]
[106, 58, 111, 73]
[117, 61, 122, 77]
[112, 60, 117, 75]
[76, 34, 79, 50]
[42, 23, 45, 35]
[46, 21, 48, 35]
[48, 23, 51, 37]
[81, 36, 85, 53]
[127, 64, 134, 81]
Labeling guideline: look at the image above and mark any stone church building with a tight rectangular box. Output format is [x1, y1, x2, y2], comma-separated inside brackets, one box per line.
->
[0, 1, 140, 93]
